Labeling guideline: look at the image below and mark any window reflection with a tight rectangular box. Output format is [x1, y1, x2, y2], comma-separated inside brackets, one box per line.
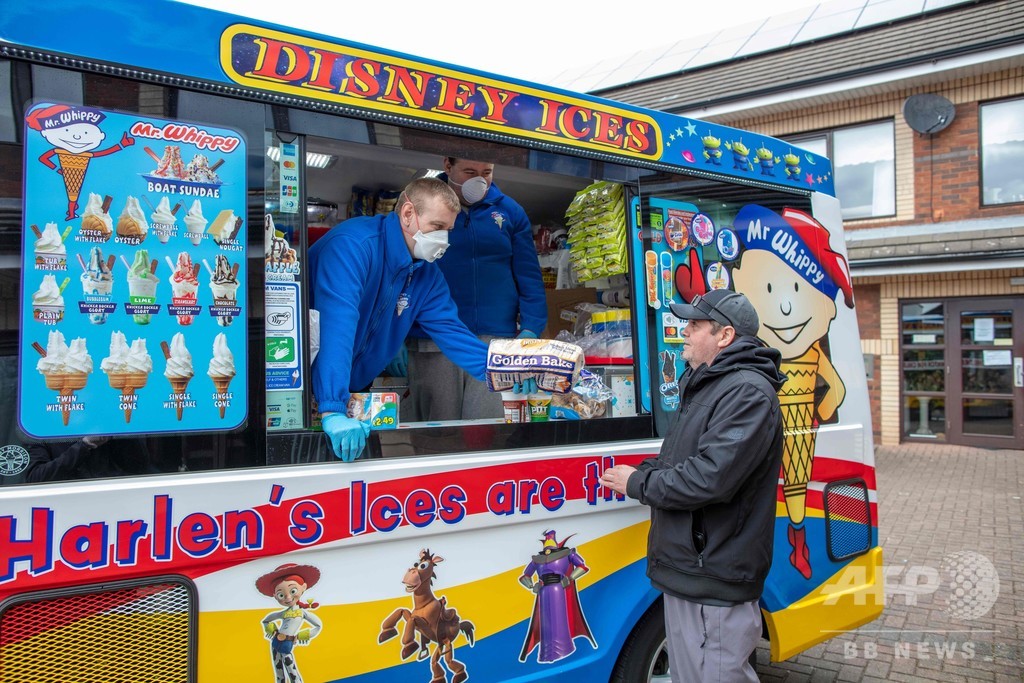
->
[981, 98, 1024, 206]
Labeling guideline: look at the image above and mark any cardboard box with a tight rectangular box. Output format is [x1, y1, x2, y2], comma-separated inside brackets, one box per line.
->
[542, 287, 598, 338]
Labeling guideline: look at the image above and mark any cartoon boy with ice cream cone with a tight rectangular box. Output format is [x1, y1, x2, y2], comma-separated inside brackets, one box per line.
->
[732, 205, 853, 580]
[26, 103, 134, 220]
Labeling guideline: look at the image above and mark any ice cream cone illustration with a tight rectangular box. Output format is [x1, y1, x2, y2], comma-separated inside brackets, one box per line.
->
[44, 371, 89, 426]
[81, 193, 113, 240]
[207, 333, 236, 419]
[55, 151, 89, 204]
[733, 206, 854, 581]
[170, 377, 191, 420]
[26, 103, 134, 219]
[184, 199, 207, 246]
[162, 334, 194, 421]
[34, 331, 92, 426]
[107, 371, 148, 423]
[117, 196, 149, 244]
[100, 331, 153, 423]
[150, 196, 180, 244]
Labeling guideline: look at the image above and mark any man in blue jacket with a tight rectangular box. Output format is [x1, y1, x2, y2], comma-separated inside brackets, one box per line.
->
[403, 157, 547, 420]
[309, 178, 489, 461]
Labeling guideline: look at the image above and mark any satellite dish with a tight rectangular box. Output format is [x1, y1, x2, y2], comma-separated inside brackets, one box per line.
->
[903, 94, 955, 135]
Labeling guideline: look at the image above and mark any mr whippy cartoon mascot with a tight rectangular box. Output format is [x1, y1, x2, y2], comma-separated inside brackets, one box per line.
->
[732, 205, 853, 580]
[26, 103, 134, 220]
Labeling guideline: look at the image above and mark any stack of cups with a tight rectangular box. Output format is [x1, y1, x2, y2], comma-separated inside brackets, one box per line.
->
[590, 310, 608, 357]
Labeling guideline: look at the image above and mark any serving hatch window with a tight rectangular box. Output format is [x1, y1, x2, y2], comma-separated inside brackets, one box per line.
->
[259, 112, 655, 463]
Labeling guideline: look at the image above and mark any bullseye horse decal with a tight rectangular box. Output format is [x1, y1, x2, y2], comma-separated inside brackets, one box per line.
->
[379, 549, 475, 683]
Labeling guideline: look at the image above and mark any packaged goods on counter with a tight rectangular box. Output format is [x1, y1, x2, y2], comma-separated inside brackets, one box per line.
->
[346, 391, 399, 430]
[485, 338, 584, 394]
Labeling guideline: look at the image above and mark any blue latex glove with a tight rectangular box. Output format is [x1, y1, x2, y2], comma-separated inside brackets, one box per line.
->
[384, 346, 408, 377]
[321, 412, 370, 462]
[513, 378, 538, 395]
[517, 329, 538, 339]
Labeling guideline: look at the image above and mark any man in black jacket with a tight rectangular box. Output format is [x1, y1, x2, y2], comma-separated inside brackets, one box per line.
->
[601, 289, 785, 683]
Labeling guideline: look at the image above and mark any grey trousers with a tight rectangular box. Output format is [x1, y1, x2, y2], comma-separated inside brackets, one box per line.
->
[664, 593, 761, 683]
[403, 336, 502, 421]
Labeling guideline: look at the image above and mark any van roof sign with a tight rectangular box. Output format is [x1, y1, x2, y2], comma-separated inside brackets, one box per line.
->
[0, 0, 834, 196]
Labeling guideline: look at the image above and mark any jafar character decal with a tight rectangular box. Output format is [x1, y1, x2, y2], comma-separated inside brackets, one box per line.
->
[26, 103, 134, 220]
[256, 563, 324, 683]
[518, 530, 597, 664]
[379, 549, 475, 683]
[732, 205, 854, 580]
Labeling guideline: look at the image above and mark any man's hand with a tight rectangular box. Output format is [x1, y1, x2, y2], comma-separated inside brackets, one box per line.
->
[600, 464, 637, 495]
[516, 329, 538, 339]
[82, 435, 110, 449]
[321, 412, 370, 462]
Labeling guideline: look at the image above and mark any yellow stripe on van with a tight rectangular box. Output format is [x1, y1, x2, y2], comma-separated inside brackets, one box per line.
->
[764, 547, 884, 661]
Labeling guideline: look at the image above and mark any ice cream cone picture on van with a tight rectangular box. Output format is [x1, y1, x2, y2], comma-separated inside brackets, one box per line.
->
[732, 205, 854, 580]
[25, 103, 135, 220]
[161, 333, 194, 421]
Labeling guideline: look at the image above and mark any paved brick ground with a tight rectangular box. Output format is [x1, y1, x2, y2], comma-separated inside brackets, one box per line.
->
[756, 442, 1024, 682]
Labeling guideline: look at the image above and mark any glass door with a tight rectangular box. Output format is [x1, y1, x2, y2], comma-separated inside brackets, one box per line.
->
[947, 298, 1024, 449]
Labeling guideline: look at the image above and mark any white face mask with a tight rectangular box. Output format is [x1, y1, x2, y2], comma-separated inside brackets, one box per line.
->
[450, 175, 489, 204]
[412, 229, 449, 262]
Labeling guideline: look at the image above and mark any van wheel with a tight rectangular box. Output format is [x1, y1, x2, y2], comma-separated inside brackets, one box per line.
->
[610, 599, 671, 683]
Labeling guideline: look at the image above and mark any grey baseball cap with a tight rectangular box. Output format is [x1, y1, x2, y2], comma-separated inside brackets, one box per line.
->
[669, 290, 760, 336]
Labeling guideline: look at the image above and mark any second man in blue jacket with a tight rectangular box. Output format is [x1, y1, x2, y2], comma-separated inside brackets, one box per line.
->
[404, 157, 547, 421]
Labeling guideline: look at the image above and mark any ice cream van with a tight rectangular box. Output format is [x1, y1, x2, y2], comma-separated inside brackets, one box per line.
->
[0, 2, 881, 681]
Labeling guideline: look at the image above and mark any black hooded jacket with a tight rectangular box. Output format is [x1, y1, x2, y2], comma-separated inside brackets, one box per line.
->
[626, 336, 786, 605]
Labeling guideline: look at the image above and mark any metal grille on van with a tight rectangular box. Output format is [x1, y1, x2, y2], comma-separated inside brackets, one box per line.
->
[0, 577, 194, 683]
[822, 479, 872, 562]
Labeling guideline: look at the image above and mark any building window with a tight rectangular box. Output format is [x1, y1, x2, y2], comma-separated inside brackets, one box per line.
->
[901, 301, 946, 439]
[980, 98, 1024, 206]
[788, 120, 895, 220]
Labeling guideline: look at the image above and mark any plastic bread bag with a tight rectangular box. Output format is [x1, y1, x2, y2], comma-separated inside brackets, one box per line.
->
[485, 338, 585, 393]
[549, 370, 612, 420]
[574, 369, 614, 402]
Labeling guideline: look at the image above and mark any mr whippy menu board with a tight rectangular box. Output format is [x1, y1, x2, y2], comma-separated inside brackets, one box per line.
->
[18, 102, 248, 437]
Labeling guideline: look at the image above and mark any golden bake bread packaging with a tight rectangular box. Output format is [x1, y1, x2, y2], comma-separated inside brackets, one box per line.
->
[485, 338, 584, 394]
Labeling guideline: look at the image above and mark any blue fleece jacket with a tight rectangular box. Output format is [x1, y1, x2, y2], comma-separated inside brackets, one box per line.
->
[309, 213, 488, 413]
[431, 178, 547, 337]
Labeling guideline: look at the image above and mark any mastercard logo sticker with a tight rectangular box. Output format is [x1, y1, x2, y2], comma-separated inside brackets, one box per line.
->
[283, 160, 296, 168]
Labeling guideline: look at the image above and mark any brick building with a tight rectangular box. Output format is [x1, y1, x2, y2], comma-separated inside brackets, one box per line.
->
[577, 0, 1024, 448]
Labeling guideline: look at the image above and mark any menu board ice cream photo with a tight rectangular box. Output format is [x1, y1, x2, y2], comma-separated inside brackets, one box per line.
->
[19, 102, 247, 437]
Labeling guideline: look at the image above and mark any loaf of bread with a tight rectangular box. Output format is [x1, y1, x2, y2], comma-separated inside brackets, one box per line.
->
[486, 338, 585, 394]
